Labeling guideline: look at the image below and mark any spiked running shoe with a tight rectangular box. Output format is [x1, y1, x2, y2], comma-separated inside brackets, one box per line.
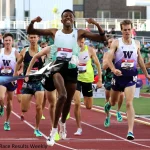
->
[74, 128, 82, 135]
[127, 132, 134, 140]
[34, 129, 42, 137]
[4, 122, 11, 131]
[116, 111, 123, 122]
[41, 115, 45, 120]
[104, 115, 111, 127]
[59, 119, 67, 139]
[47, 128, 58, 146]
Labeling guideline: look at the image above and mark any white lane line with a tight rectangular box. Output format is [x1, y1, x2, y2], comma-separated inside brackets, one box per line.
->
[0, 138, 39, 141]
[65, 138, 150, 142]
[10, 109, 77, 150]
[31, 101, 150, 149]
[70, 117, 150, 149]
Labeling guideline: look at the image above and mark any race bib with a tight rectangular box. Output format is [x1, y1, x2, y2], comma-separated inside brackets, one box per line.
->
[0, 67, 12, 74]
[121, 59, 134, 70]
[56, 48, 72, 61]
[30, 67, 38, 73]
[78, 63, 86, 73]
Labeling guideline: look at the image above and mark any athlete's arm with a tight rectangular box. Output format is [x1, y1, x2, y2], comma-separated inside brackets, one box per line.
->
[78, 18, 107, 42]
[107, 39, 122, 76]
[27, 16, 57, 37]
[102, 52, 109, 70]
[90, 47, 102, 82]
[26, 46, 50, 75]
[137, 41, 149, 78]
[14, 49, 25, 76]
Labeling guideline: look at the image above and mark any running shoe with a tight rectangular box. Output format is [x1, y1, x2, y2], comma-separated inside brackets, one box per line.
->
[41, 115, 45, 120]
[58, 119, 67, 139]
[74, 128, 82, 135]
[34, 129, 42, 137]
[4, 122, 11, 131]
[104, 102, 111, 113]
[0, 106, 4, 117]
[127, 132, 134, 140]
[116, 111, 123, 122]
[104, 115, 111, 127]
[47, 128, 58, 146]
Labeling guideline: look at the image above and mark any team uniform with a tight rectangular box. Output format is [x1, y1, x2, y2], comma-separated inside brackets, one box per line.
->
[42, 29, 79, 91]
[77, 45, 94, 97]
[0, 48, 17, 91]
[111, 38, 138, 91]
[21, 47, 44, 94]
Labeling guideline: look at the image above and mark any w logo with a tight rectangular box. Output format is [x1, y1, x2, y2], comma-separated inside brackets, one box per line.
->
[2, 60, 11, 66]
[123, 51, 133, 58]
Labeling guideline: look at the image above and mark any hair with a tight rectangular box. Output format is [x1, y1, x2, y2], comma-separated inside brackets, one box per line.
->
[61, 9, 75, 18]
[3, 33, 14, 40]
[120, 20, 133, 30]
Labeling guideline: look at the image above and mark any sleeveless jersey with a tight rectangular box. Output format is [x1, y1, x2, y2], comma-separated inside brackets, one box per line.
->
[0, 48, 16, 76]
[23, 46, 43, 82]
[53, 29, 80, 68]
[78, 45, 94, 83]
[114, 38, 138, 76]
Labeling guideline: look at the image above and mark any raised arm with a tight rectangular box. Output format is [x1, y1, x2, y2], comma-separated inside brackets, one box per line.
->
[26, 46, 50, 75]
[27, 16, 57, 37]
[78, 18, 107, 42]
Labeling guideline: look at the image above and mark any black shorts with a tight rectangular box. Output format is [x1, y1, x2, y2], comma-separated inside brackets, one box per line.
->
[42, 61, 78, 91]
[76, 81, 93, 97]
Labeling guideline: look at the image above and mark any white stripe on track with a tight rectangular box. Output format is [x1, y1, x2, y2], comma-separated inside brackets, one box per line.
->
[9, 107, 77, 150]
[31, 102, 150, 149]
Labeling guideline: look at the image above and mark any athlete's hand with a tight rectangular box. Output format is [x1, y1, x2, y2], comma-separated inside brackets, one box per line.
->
[96, 80, 102, 89]
[146, 74, 150, 81]
[112, 69, 122, 76]
[25, 72, 30, 82]
[86, 18, 97, 25]
[31, 16, 42, 23]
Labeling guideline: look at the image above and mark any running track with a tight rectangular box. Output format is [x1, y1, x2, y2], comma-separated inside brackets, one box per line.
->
[0, 94, 150, 150]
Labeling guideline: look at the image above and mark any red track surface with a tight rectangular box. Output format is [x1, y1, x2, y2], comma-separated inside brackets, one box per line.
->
[0, 95, 150, 150]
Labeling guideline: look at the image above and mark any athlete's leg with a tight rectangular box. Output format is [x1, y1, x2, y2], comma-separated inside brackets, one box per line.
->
[117, 92, 124, 111]
[41, 91, 47, 119]
[53, 73, 67, 128]
[6, 91, 14, 122]
[73, 90, 82, 129]
[124, 85, 135, 136]
[61, 82, 76, 123]
[0, 86, 7, 116]
[84, 97, 93, 109]
[46, 90, 56, 126]
[34, 91, 44, 130]
[21, 94, 32, 113]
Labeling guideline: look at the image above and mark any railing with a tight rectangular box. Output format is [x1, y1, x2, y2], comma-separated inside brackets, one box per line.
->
[0, 18, 148, 31]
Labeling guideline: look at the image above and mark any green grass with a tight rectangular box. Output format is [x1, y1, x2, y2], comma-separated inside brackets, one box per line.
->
[93, 97, 150, 115]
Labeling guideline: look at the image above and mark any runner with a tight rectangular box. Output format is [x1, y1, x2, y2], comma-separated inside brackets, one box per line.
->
[104, 20, 150, 140]
[14, 34, 44, 137]
[73, 37, 102, 135]
[0, 33, 20, 131]
[103, 37, 124, 127]
[27, 9, 106, 146]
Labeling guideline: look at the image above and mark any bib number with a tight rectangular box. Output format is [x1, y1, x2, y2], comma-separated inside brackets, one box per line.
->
[0, 67, 12, 74]
[78, 63, 86, 73]
[30, 67, 38, 74]
[121, 59, 134, 70]
[56, 48, 72, 61]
